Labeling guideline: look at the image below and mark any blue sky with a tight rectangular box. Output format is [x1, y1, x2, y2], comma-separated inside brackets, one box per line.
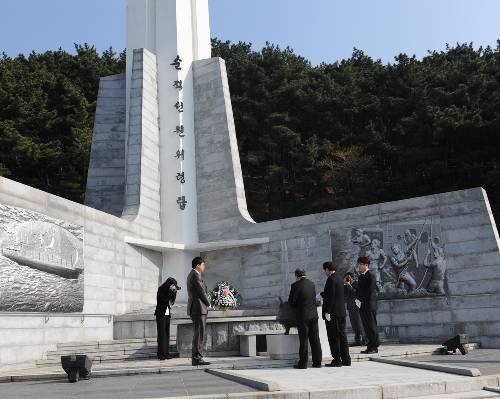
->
[0, 0, 499, 64]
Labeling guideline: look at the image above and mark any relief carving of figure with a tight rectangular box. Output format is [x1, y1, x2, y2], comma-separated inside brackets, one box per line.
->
[423, 237, 446, 295]
[389, 243, 417, 293]
[404, 229, 420, 267]
[366, 238, 387, 290]
[352, 228, 371, 255]
[334, 218, 446, 299]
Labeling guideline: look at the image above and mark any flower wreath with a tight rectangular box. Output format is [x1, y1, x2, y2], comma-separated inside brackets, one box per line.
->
[209, 281, 241, 309]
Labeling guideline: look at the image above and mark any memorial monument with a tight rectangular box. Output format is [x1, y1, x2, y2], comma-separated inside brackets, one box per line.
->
[1, 0, 500, 367]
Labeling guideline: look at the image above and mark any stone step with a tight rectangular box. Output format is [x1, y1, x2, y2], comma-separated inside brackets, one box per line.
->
[45, 346, 164, 359]
[408, 390, 500, 399]
[51, 342, 161, 354]
[36, 352, 158, 366]
[37, 338, 180, 367]
[36, 348, 180, 366]
[44, 344, 176, 358]
[55, 337, 169, 349]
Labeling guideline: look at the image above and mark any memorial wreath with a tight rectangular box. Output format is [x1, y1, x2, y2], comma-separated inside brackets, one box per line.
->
[209, 281, 241, 309]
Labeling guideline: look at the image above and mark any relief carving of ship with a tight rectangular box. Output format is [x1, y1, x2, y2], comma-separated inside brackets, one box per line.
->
[0, 221, 83, 279]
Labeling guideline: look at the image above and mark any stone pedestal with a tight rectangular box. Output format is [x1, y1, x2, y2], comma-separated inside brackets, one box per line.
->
[266, 334, 302, 360]
[175, 313, 285, 357]
[239, 335, 256, 357]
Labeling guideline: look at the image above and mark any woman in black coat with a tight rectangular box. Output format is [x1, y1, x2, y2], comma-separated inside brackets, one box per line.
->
[154, 277, 179, 360]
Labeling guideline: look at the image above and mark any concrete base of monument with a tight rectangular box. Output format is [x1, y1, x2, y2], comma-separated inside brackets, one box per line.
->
[116, 306, 398, 358]
[113, 305, 277, 340]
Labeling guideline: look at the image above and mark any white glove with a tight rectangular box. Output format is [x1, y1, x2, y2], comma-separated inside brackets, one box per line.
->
[316, 292, 322, 301]
[355, 299, 361, 308]
[325, 313, 331, 321]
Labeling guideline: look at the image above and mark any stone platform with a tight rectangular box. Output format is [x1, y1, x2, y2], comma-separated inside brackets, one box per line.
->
[206, 361, 500, 399]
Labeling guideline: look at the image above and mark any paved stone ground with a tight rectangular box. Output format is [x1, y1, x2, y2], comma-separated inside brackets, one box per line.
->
[0, 370, 257, 399]
[2, 345, 497, 399]
[2, 359, 500, 399]
[411, 349, 500, 376]
[0, 343, 455, 380]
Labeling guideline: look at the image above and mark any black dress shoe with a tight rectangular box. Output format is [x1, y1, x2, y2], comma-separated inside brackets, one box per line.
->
[192, 360, 211, 366]
[325, 362, 342, 367]
[293, 364, 307, 369]
[361, 348, 378, 354]
[342, 361, 352, 366]
[312, 364, 322, 368]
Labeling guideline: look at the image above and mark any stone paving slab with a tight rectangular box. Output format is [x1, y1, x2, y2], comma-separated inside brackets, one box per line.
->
[409, 391, 500, 399]
[371, 357, 481, 376]
[410, 349, 500, 376]
[0, 370, 257, 399]
[207, 362, 500, 399]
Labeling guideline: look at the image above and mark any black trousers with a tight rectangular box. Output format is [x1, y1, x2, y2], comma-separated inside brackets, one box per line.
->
[348, 307, 365, 343]
[296, 317, 322, 367]
[191, 314, 207, 361]
[325, 316, 351, 365]
[360, 308, 380, 349]
[156, 315, 171, 359]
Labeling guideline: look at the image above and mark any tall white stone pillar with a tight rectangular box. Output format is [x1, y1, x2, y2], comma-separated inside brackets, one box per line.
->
[126, 0, 211, 302]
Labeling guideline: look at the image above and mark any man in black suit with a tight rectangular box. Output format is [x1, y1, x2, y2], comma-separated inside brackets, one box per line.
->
[154, 277, 180, 360]
[288, 267, 322, 369]
[187, 257, 211, 366]
[356, 256, 380, 354]
[344, 272, 366, 346]
[322, 262, 351, 367]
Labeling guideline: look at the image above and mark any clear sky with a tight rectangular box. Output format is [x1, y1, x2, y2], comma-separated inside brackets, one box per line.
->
[0, 0, 499, 65]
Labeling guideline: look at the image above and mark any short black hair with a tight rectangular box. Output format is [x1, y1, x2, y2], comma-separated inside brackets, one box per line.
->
[357, 256, 369, 265]
[192, 257, 204, 269]
[344, 271, 354, 278]
[295, 267, 306, 278]
[322, 262, 335, 272]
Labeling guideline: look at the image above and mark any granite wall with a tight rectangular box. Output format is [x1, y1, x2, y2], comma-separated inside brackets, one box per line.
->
[85, 74, 127, 217]
[193, 58, 500, 348]
[0, 49, 163, 367]
[0, 313, 112, 367]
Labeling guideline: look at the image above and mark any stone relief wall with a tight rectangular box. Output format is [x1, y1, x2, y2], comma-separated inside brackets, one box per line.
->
[331, 217, 447, 298]
[0, 204, 84, 312]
